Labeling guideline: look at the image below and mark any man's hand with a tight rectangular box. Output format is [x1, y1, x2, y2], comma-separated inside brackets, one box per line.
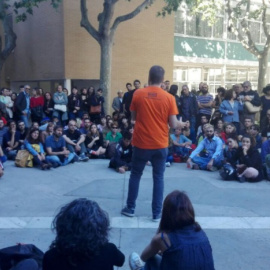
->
[207, 159, 214, 170]
[244, 96, 251, 101]
[228, 111, 234, 115]
[75, 144, 81, 152]
[186, 158, 192, 169]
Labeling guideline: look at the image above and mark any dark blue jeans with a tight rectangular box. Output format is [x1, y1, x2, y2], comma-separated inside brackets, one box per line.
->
[126, 147, 168, 217]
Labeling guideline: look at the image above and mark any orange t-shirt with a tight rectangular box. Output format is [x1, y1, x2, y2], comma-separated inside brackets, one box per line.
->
[130, 86, 178, 149]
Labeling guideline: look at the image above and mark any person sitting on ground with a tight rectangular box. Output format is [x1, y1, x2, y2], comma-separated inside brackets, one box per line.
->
[97, 116, 106, 133]
[197, 123, 210, 144]
[31, 121, 40, 130]
[119, 116, 131, 135]
[235, 135, 263, 182]
[0, 145, 7, 178]
[238, 117, 253, 141]
[170, 127, 192, 161]
[187, 124, 223, 171]
[85, 123, 106, 158]
[196, 115, 209, 141]
[105, 124, 122, 146]
[63, 120, 89, 162]
[221, 122, 237, 144]
[79, 118, 91, 135]
[129, 190, 215, 270]
[182, 120, 191, 139]
[17, 120, 29, 147]
[248, 124, 262, 150]
[109, 131, 133, 173]
[2, 120, 20, 160]
[45, 125, 75, 168]
[41, 122, 54, 145]
[261, 108, 270, 142]
[261, 133, 270, 180]
[0, 118, 8, 146]
[24, 128, 52, 170]
[43, 198, 125, 270]
[102, 118, 113, 138]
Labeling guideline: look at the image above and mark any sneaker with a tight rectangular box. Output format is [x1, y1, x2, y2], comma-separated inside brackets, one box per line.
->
[238, 176, 246, 183]
[129, 252, 144, 270]
[51, 162, 60, 168]
[73, 154, 80, 162]
[152, 213, 161, 222]
[165, 162, 171, 167]
[90, 150, 98, 155]
[121, 206, 135, 217]
[79, 154, 89, 162]
[209, 166, 218, 172]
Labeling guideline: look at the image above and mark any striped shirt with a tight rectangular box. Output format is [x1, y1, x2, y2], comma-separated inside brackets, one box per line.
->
[197, 94, 213, 115]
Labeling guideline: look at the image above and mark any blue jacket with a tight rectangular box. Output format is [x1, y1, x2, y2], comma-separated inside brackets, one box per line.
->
[219, 100, 243, 123]
[261, 140, 270, 163]
[25, 141, 45, 156]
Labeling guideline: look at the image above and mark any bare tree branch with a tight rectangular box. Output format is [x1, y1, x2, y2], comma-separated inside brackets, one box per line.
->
[98, 0, 115, 38]
[110, 0, 155, 38]
[226, 0, 261, 57]
[80, 0, 100, 43]
[262, 0, 269, 39]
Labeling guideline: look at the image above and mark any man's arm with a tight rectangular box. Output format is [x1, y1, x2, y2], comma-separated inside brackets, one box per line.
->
[168, 115, 185, 129]
[211, 138, 223, 160]
[63, 135, 76, 146]
[46, 146, 66, 156]
[77, 134, 85, 145]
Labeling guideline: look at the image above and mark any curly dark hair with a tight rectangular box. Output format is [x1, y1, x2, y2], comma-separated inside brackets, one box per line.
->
[50, 198, 110, 261]
[158, 190, 201, 233]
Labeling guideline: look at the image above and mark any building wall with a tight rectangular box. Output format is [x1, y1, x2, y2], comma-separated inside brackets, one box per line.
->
[63, 0, 174, 107]
[4, 2, 65, 89]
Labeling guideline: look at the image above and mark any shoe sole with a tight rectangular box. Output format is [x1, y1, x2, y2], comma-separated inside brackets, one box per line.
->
[121, 211, 134, 217]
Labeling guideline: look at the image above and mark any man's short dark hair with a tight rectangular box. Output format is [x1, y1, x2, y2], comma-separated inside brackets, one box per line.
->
[133, 79, 140, 85]
[123, 131, 132, 141]
[149, 65, 165, 85]
[126, 83, 132, 88]
[54, 125, 63, 132]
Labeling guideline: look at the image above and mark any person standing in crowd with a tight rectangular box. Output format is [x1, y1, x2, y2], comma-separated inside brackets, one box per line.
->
[219, 89, 243, 133]
[260, 85, 270, 130]
[121, 65, 185, 221]
[164, 80, 170, 91]
[0, 87, 13, 119]
[122, 80, 140, 120]
[53, 85, 68, 126]
[80, 87, 90, 113]
[43, 198, 125, 270]
[45, 125, 75, 168]
[261, 132, 270, 180]
[129, 190, 215, 270]
[168, 85, 181, 119]
[233, 83, 243, 97]
[238, 80, 261, 124]
[213, 86, 226, 115]
[187, 124, 223, 171]
[112, 90, 123, 112]
[196, 83, 213, 127]
[43, 92, 54, 119]
[89, 88, 104, 124]
[15, 85, 31, 128]
[122, 82, 132, 113]
[180, 84, 198, 143]
[68, 87, 82, 120]
[238, 117, 253, 141]
[30, 87, 44, 124]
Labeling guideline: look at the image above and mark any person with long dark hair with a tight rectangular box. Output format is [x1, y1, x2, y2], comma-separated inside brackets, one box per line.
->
[43, 198, 125, 270]
[169, 85, 181, 119]
[43, 92, 54, 119]
[25, 128, 51, 170]
[129, 190, 215, 270]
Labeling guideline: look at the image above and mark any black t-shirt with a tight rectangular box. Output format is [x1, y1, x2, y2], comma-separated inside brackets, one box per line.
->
[64, 129, 81, 142]
[43, 243, 125, 270]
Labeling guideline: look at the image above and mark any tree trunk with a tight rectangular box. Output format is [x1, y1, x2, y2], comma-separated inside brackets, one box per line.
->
[258, 51, 269, 94]
[99, 37, 113, 115]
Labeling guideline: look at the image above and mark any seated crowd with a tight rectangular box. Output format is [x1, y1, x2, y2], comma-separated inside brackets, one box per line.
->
[0, 79, 270, 183]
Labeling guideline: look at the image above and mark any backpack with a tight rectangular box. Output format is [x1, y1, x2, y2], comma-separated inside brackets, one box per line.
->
[219, 164, 237, 181]
[14, 150, 31, 168]
[106, 142, 117, 159]
[0, 244, 44, 270]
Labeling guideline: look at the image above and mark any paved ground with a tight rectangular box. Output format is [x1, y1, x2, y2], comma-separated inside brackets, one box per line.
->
[0, 159, 269, 269]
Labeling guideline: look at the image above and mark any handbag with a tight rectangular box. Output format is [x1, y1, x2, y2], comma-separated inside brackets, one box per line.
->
[244, 101, 261, 113]
[90, 104, 101, 114]
[15, 150, 31, 168]
[54, 104, 67, 112]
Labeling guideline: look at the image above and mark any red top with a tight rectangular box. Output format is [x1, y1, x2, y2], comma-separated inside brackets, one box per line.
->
[30, 96, 44, 108]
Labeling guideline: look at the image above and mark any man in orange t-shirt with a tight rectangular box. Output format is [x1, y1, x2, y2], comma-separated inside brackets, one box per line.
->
[121, 65, 186, 221]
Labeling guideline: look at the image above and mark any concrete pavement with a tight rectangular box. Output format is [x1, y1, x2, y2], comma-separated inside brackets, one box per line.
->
[0, 159, 269, 269]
